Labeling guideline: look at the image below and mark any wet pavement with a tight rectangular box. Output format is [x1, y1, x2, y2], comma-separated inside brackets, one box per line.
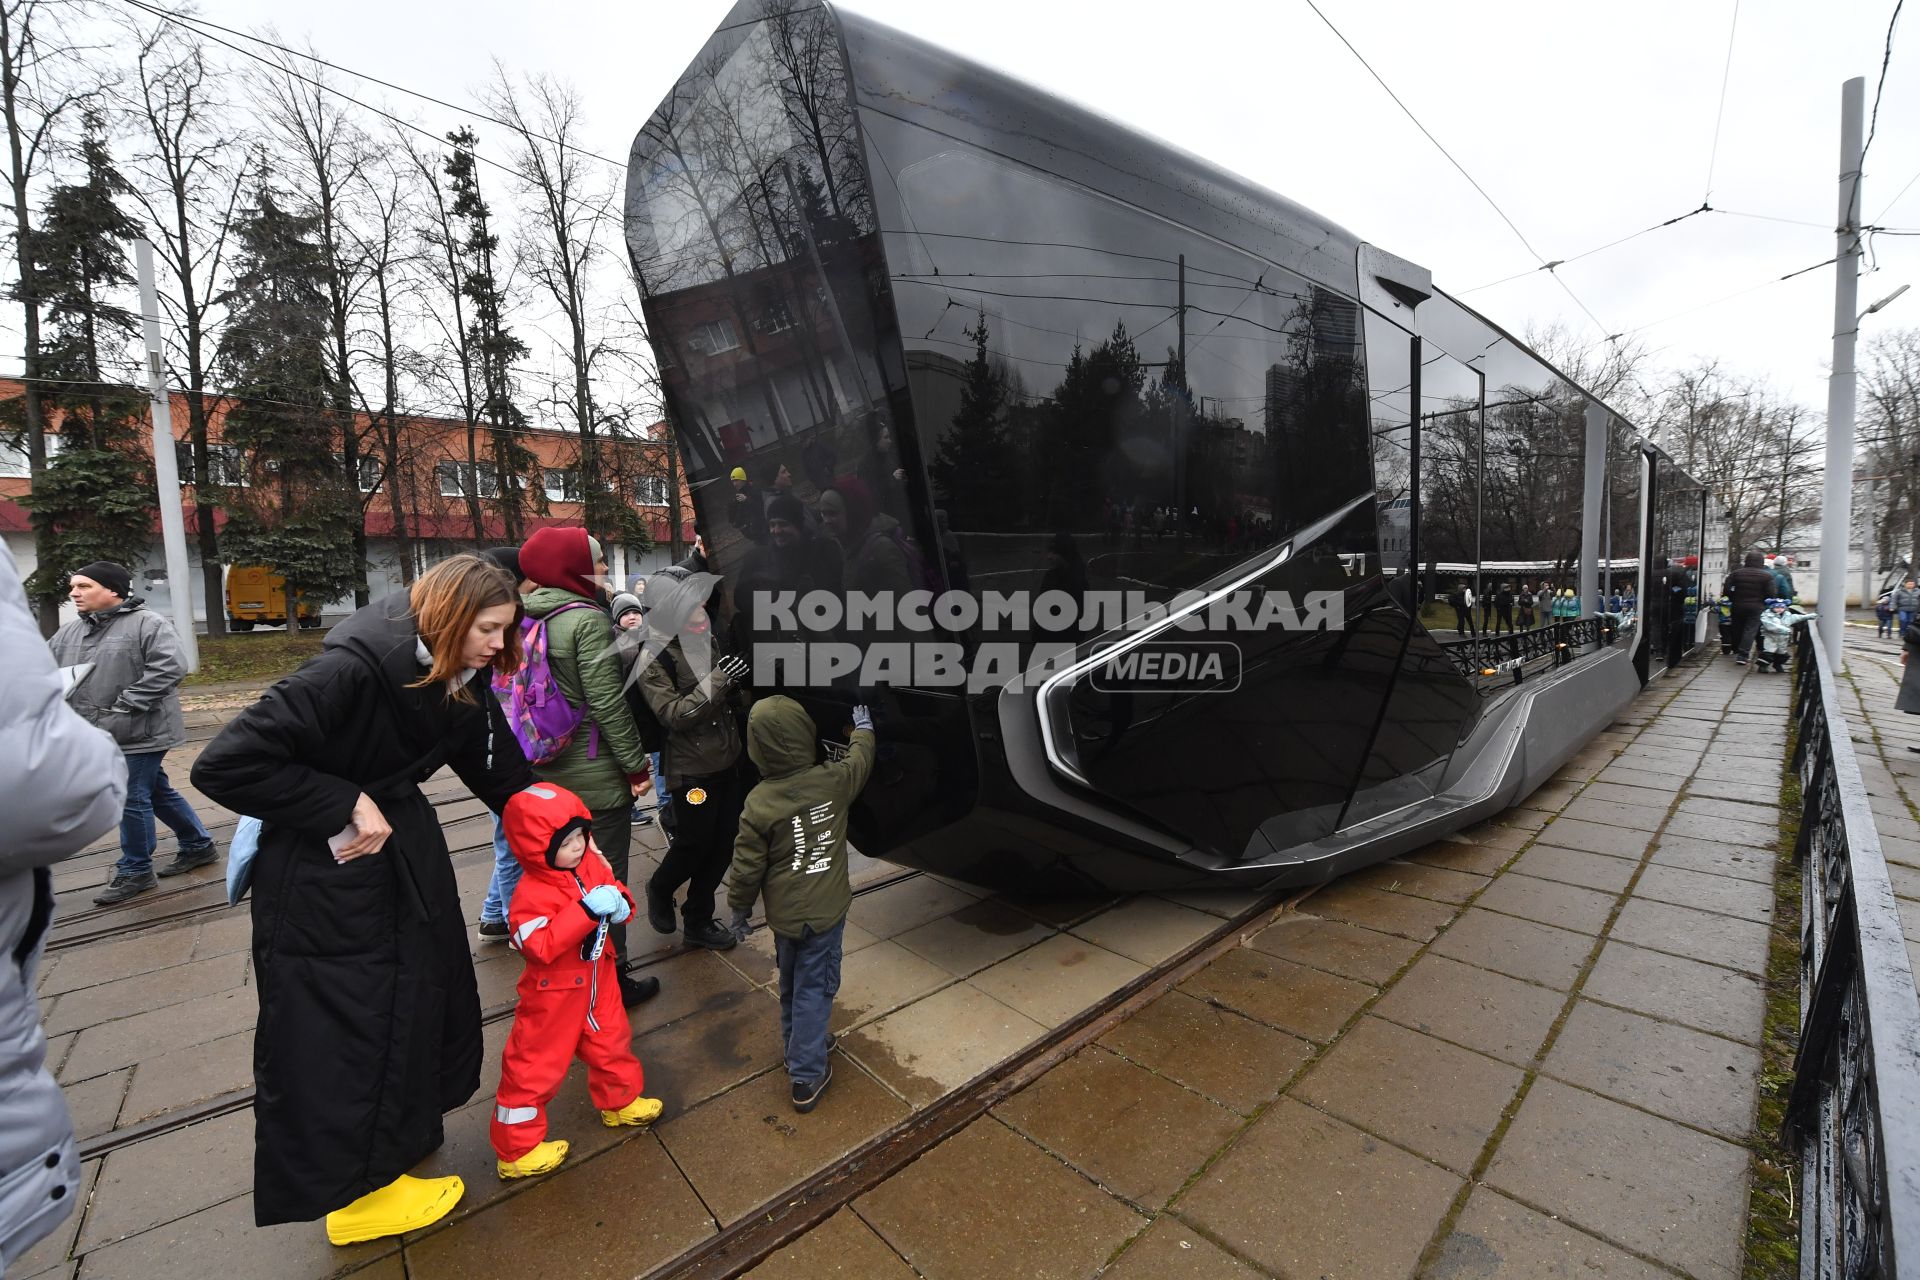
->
[19, 639, 1833, 1278]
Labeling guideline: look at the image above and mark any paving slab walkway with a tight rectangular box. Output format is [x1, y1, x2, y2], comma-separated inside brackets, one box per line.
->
[21, 646, 1814, 1279]
[747, 651, 1798, 1280]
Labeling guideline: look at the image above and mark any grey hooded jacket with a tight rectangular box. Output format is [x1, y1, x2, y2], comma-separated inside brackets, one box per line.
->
[46, 596, 189, 754]
[0, 544, 126, 1269]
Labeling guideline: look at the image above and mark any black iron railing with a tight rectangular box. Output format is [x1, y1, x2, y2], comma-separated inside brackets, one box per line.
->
[1437, 615, 1617, 688]
[1787, 622, 1920, 1278]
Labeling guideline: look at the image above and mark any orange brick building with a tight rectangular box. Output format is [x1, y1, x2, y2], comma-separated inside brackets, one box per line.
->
[0, 378, 695, 626]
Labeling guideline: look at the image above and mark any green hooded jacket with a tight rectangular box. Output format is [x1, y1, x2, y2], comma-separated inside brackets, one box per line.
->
[520, 586, 648, 811]
[727, 696, 875, 939]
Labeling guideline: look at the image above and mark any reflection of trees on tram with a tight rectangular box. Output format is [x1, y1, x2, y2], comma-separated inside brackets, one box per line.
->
[632, 1, 895, 475]
[924, 292, 1365, 579]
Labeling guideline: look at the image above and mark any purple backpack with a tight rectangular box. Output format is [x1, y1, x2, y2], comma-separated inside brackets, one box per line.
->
[492, 601, 599, 765]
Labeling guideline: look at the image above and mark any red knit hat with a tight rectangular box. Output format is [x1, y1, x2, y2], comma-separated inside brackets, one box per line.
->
[826, 475, 876, 534]
[519, 527, 601, 600]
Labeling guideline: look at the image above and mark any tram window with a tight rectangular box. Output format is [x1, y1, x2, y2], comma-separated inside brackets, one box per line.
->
[629, 0, 922, 637]
[1605, 420, 1643, 607]
[1363, 309, 1413, 582]
[1417, 349, 1482, 626]
[879, 139, 1371, 602]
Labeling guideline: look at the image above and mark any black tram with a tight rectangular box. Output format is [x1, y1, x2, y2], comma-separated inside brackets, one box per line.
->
[624, 0, 1713, 894]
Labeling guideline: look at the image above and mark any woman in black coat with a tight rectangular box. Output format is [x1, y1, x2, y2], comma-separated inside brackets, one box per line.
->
[192, 555, 532, 1244]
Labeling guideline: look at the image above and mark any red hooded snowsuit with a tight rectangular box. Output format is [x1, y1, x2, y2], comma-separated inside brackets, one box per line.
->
[490, 783, 645, 1162]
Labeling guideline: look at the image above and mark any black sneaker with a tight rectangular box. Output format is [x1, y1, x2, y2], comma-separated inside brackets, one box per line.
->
[682, 918, 738, 951]
[792, 1062, 832, 1114]
[618, 973, 661, 1006]
[93, 872, 158, 906]
[155, 844, 219, 878]
[629, 808, 654, 827]
[645, 883, 677, 935]
[477, 919, 509, 940]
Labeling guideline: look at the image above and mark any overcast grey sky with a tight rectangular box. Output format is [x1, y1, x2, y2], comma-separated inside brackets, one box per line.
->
[203, 0, 1916, 418]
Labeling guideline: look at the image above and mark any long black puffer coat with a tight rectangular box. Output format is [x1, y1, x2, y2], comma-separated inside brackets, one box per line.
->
[191, 594, 531, 1225]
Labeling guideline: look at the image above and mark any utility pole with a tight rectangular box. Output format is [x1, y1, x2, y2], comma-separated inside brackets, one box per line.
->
[1579, 402, 1605, 617]
[137, 238, 199, 672]
[1176, 253, 1186, 550]
[1818, 77, 1864, 668]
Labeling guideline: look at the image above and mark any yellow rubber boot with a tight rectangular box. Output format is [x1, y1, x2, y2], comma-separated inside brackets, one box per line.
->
[325, 1173, 464, 1246]
[601, 1096, 663, 1128]
[496, 1138, 569, 1180]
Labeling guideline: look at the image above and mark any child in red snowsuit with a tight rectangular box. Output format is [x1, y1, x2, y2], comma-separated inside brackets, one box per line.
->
[490, 783, 662, 1179]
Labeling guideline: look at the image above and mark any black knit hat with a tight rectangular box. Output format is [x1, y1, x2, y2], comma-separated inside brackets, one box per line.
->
[766, 493, 805, 528]
[73, 561, 131, 599]
[481, 546, 523, 582]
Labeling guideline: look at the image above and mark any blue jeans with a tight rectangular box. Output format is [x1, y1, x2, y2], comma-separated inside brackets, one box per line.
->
[480, 812, 522, 925]
[119, 750, 211, 878]
[775, 920, 844, 1089]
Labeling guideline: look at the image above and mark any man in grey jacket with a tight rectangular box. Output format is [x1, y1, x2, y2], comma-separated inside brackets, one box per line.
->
[46, 561, 215, 904]
[0, 545, 126, 1269]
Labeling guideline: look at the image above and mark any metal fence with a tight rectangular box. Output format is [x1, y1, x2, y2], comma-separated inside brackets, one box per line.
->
[1787, 623, 1920, 1277]
[1438, 615, 1617, 689]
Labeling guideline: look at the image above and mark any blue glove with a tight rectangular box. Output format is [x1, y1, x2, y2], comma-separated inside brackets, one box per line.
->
[851, 704, 873, 732]
[582, 885, 626, 920]
[729, 906, 754, 942]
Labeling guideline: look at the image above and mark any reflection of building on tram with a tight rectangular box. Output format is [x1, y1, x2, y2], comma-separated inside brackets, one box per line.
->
[626, 0, 1717, 898]
[648, 240, 899, 480]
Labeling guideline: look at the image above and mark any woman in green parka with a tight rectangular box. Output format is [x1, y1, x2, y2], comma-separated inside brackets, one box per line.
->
[517, 526, 658, 1006]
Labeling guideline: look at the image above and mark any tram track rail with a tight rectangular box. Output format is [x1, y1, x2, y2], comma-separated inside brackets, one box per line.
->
[70, 865, 927, 1162]
[45, 788, 492, 952]
[645, 884, 1299, 1280]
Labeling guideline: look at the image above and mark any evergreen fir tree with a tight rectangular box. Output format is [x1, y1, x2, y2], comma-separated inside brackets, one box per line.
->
[214, 187, 358, 612]
[1039, 321, 1144, 527]
[930, 309, 1016, 529]
[17, 113, 155, 605]
[445, 129, 533, 540]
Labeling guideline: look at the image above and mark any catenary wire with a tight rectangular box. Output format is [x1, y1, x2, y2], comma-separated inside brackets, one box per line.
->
[114, 0, 628, 170]
[113, 0, 625, 237]
[1301, 0, 1614, 340]
[1703, 0, 1742, 201]
[1861, 0, 1906, 186]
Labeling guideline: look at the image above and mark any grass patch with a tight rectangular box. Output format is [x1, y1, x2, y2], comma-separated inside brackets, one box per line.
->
[184, 629, 326, 687]
[1743, 687, 1805, 1280]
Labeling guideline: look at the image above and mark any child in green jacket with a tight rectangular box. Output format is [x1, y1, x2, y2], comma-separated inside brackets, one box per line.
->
[727, 696, 876, 1113]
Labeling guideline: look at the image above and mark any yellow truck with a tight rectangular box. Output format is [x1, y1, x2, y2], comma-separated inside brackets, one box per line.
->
[225, 565, 322, 631]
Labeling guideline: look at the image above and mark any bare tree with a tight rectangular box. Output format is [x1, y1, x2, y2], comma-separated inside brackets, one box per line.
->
[1646, 361, 1822, 558]
[346, 142, 422, 584]
[120, 17, 248, 636]
[484, 69, 638, 542]
[402, 130, 485, 541]
[3, 0, 90, 632]
[1863, 328, 1920, 574]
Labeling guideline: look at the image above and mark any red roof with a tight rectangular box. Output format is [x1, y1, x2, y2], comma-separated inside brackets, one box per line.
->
[1, 498, 694, 548]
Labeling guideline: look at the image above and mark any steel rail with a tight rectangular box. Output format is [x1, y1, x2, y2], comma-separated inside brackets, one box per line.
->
[70, 867, 926, 1162]
[1785, 622, 1920, 1277]
[641, 886, 1297, 1280]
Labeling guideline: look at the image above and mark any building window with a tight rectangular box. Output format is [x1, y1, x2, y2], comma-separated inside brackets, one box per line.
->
[357, 455, 384, 493]
[437, 459, 499, 499]
[171, 440, 247, 486]
[544, 466, 580, 503]
[755, 302, 795, 335]
[208, 444, 248, 487]
[634, 475, 670, 506]
[687, 317, 740, 355]
[1, 431, 66, 477]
